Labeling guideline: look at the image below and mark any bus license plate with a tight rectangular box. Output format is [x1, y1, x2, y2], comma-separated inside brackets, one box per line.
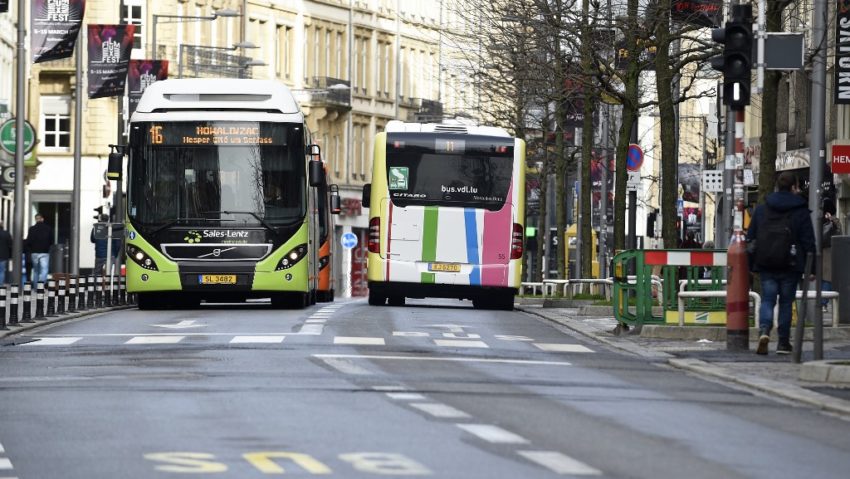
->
[428, 263, 461, 273]
[199, 274, 237, 285]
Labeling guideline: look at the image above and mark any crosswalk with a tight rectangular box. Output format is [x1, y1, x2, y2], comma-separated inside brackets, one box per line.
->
[16, 334, 596, 353]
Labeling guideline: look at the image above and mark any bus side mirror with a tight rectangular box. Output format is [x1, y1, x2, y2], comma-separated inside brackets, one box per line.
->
[330, 184, 341, 215]
[307, 143, 321, 160]
[362, 183, 371, 209]
[107, 151, 124, 181]
[309, 160, 325, 187]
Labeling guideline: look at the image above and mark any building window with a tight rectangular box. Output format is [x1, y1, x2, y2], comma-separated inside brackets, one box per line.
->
[276, 24, 293, 80]
[41, 96, 71, 151]
[120, 0, 144, 53]
[336, 31, 343, 79]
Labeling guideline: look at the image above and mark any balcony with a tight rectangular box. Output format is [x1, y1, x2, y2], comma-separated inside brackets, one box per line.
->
[293, 77, 351, 111]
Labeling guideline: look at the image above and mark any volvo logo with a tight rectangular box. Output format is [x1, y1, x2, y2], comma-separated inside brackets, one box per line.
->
[198, 247, 236, 259]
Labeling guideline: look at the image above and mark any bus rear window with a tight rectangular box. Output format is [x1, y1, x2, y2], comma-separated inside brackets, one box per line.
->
[385, 133, 513, 210]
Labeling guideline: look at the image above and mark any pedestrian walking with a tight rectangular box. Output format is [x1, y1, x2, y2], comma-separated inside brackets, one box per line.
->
[25, 213, 53, 284]
[746, 172, 816, 355]
[821, 197, 841, 310]
[0, 221, 11, 285]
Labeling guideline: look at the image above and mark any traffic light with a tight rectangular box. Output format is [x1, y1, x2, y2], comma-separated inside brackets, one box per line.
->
[93, 205, 105, 221]
[710, 4, 753, 110]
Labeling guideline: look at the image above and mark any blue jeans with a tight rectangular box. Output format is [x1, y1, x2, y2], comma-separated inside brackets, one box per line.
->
[0, 259, 6, 284]
[759, 271, 800, 340]
[822, 280, 832, 307]
[30, 252, 49, 284]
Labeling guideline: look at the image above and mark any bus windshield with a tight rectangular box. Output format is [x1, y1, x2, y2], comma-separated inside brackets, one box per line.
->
[385, 133, 514, 211]
[128, 121, 306, 229]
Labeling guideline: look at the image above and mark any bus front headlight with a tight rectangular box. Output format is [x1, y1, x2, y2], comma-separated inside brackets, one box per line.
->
[126, 244, 159, 271]
[276, 244, 308, 271]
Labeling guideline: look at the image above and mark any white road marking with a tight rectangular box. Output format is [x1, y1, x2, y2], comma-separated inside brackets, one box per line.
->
[0, 458, 12, 469]
[0, 442, 3, 452]
[393, 331, 431, 337]
[313, 354, 571, 366]
[21, 337, 82, 346]
[495, 335, 534, 342]
[409, 402, 470, 418]
[534, 343, 595, 353]
[334, 336, 386, 346]
[386, 393, 426, 401]
[125, 336, 184, 345]
[442, 332, 481, 339]
[230, 336, 285, 344]
[517, 451, 602, 475]
[153, 319, 204, 329]
[457, 424, 529, 444]
[297, 324, 324, 335]
[320, 358, 373, 375]
[305, 319, 326, 324]
[434, 339, 489, 348]
[371, 385, 407, 391]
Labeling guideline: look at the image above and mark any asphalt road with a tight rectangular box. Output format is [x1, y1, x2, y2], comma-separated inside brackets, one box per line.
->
[1, 298, 850, 478]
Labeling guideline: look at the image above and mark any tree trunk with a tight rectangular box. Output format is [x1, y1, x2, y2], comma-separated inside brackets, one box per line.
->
[653, 1, 679, 248]
[758, 2, 789, 203]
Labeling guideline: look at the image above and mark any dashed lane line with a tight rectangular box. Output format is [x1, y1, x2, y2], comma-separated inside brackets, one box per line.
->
[457, 424, 530, 444]
[0, 458, 12, 470]
[20, 337, 82, 346]
[229, 336, 286, 344]
[409, 402, 470, 419]
[313, 354, 572, 367]
[517, 451, 602, 476]
[125, 336, 185, 345]
[433, 339, 489, 348]
[533, 343, 595, 353]
[386, 393, 427, 401]
[334, 336, 386, 346]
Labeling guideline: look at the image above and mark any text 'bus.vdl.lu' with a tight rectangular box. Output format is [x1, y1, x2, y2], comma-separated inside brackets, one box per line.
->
[108, 79, 340, 309]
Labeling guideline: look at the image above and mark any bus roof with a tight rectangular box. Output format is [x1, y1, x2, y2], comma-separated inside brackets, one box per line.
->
[385, 120, 510, 138]
[133, 79, 303, 120]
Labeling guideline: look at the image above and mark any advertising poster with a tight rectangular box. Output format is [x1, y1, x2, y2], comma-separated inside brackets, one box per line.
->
[87, 24, 136, 99]
[128, 60, 169, 117]
[836, 0, 850, 104]
[31, 0, 86, 63]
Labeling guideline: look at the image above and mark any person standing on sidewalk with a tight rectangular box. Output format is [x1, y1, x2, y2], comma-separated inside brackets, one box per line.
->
[25, 213, 53, 284]
[820, 197, 841, 310]
[0, 221, 11, 285]
[747, 172, 816, 355]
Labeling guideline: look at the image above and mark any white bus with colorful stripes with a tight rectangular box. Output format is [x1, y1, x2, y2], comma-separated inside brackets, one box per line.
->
[362, 120, 525, 310]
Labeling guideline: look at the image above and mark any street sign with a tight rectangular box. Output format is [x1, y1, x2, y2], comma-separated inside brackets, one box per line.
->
[0, 119, 36, 155]
[340, 232, 358, 250]
[702, 170, 723, 192]
[0, 165, 14, 189]
[832, 144, 850, 174]
[627, 170, 641, 191]
[627, 143, 643, 171]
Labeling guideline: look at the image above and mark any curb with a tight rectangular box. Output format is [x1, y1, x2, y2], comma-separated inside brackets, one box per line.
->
[669, 358, 850, 417]
[800, 360, 850, 384]
[0, 305, 136, 340]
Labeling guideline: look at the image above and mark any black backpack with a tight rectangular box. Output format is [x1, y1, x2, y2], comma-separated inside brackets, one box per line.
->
[754, 206, 796, 270]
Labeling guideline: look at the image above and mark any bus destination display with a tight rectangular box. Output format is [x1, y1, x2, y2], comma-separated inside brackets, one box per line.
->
[147, 122, 286, 146]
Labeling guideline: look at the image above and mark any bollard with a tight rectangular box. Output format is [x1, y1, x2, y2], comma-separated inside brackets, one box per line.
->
[120, 276, 127, 305]
[105, 276, 113, 307]
[9, 285, 19, 325]
[20, 283, 33, 323]
[68, 277, 77, 313]
[0, 286, 7, 330]
[96, 276, 104, 308]
[87, 275, 95, 309]
[35, 282, 45, 319]
[46, 280, 57, 317]
[76, 276, 86, 311]
[57, 279, 66, 315]
[726, 229, 750, 351]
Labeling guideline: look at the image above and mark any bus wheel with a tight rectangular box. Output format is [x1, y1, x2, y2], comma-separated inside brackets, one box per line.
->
[368, 291, 386, 306]
[472, 297, 486, 309]
[387, 295, 405, 307]
[137, 293, 159, 310]
[271, 293, 309, 309]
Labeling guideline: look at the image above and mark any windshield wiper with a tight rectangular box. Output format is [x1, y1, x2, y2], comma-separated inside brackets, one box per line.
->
[150, 217, 228, 236]
[203, 211, 279, 234]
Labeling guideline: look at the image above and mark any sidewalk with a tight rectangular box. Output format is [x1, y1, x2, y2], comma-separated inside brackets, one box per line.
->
[519, 304, 850, 417]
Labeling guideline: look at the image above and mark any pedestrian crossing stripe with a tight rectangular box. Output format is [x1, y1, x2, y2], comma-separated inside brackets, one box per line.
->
[18, 335, 594, 353]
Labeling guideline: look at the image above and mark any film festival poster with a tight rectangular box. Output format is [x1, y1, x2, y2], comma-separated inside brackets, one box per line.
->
[128, 60, 169, 117]
[87, 24, 136, 99]
[31, 0, 86, 63]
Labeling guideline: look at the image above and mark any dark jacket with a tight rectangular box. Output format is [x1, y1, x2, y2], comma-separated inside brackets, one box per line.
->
[90, 229, 120, 259]
[0, 228, 11, 260]
[25, 222, 53, 254]
[746, 191, 816, 274]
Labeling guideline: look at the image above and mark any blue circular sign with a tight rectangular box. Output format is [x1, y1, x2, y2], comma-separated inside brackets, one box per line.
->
[340, 232, 358, 250]
[627, 144, 643, 171]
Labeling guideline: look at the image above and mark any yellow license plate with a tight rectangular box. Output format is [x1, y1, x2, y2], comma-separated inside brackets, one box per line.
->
[199, 274, 237, 285]
[428, 263, 461, 272]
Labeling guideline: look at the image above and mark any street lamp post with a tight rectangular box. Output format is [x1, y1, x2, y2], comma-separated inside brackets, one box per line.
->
[150, 8, 240, 60]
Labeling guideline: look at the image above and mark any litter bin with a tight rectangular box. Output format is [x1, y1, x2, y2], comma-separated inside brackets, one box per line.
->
[49, 243, 68, 274]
